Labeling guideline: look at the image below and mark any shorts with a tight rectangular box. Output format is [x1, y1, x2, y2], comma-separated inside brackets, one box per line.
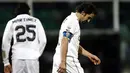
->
[52, 54, 84, 73]
[12, 59, 39, 73]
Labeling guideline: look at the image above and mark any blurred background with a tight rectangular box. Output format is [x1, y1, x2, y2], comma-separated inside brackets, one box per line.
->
[0, 0, 128, 73]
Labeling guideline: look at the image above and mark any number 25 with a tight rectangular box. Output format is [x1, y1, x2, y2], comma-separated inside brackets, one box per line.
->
[15, 25, 36, 42]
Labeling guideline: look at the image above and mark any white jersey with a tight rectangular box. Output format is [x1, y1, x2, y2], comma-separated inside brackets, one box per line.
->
[55, 12, 80, 59]
[2, 14, 47, 66]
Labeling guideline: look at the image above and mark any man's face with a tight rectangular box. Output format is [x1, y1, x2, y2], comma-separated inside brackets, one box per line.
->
[81, 12, 95, 22]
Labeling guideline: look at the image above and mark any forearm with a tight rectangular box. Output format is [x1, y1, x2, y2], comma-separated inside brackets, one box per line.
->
[2, 34, 12, 66]
[2, 43, 10, 66]
[79, 45, 101, 65]
[78, 45, 93, 57]
[2, 50, 10, 66]
[61, 37, 68, 62]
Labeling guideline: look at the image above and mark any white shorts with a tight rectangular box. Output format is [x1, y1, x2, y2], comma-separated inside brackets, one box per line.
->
[52, 54, 84, 73]
[12, 59, 39, 73]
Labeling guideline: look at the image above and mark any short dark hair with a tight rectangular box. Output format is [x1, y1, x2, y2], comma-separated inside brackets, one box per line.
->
[14, 3, 30, 16]
[76, 3, 97, 15]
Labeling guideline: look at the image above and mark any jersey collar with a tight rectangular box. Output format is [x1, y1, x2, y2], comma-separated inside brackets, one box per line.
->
[16, 14, 29, 18]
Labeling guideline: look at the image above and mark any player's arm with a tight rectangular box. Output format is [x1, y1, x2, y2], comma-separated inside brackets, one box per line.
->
[78, 45, 101, 65]
[2, 21, 13, 73]
[61, 37, 68, 63]
[58, 31, 73, 73]
[2, 21, 13, 66]
[60, 30, 73, 62]
[37, 19, 47, 56]
[78, 45, 92, 57]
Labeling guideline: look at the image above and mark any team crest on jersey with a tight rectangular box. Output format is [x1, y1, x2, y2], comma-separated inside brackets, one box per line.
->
[66, 26, 71, 31]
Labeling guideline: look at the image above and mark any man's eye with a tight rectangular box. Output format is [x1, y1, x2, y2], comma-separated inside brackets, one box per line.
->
[88, 17, 92, 20]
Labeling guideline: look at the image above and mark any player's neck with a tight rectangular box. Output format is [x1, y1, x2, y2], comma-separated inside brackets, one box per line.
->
[76, 12, 82, 22]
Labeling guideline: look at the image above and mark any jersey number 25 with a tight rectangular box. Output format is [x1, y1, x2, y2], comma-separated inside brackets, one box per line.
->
[15, 25, 36, 42]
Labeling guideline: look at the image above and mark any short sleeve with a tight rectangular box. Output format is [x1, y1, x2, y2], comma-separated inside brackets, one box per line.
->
[66, 22, 76, 35]
[61, 17, 77, 40]
[62, 17, 76, 35]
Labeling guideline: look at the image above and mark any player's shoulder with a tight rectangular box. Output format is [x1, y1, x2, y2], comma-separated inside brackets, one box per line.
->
[66, 13, 78, 24]
[7, 18, 15, 24]
[62, 15, 74, 26]
[67, 13, 78, 25]
[66, 14, 75, 22]
[28, 15, 38, 21]
[30, 16, 41, 23]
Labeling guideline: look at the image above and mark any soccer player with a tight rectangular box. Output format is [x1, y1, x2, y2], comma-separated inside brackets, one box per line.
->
[2, 3, 47, 73]
[52, 3, 101, 73]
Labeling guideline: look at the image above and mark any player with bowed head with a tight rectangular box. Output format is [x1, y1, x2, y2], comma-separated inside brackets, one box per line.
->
[52, 3, 101, 73]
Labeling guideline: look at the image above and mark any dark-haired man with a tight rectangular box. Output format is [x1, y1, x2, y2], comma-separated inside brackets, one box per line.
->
[2, 3, 47, 73]
[52, 3, 101, 73]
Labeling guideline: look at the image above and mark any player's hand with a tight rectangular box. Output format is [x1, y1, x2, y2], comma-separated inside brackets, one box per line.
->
[57, 61, 66, 73]
[88, 54, 101, 65]
[4, 64, 12, 73]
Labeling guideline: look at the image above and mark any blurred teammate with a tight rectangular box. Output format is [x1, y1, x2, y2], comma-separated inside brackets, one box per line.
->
[52, 3, 101, 73]
[2, 3, 47, 73]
